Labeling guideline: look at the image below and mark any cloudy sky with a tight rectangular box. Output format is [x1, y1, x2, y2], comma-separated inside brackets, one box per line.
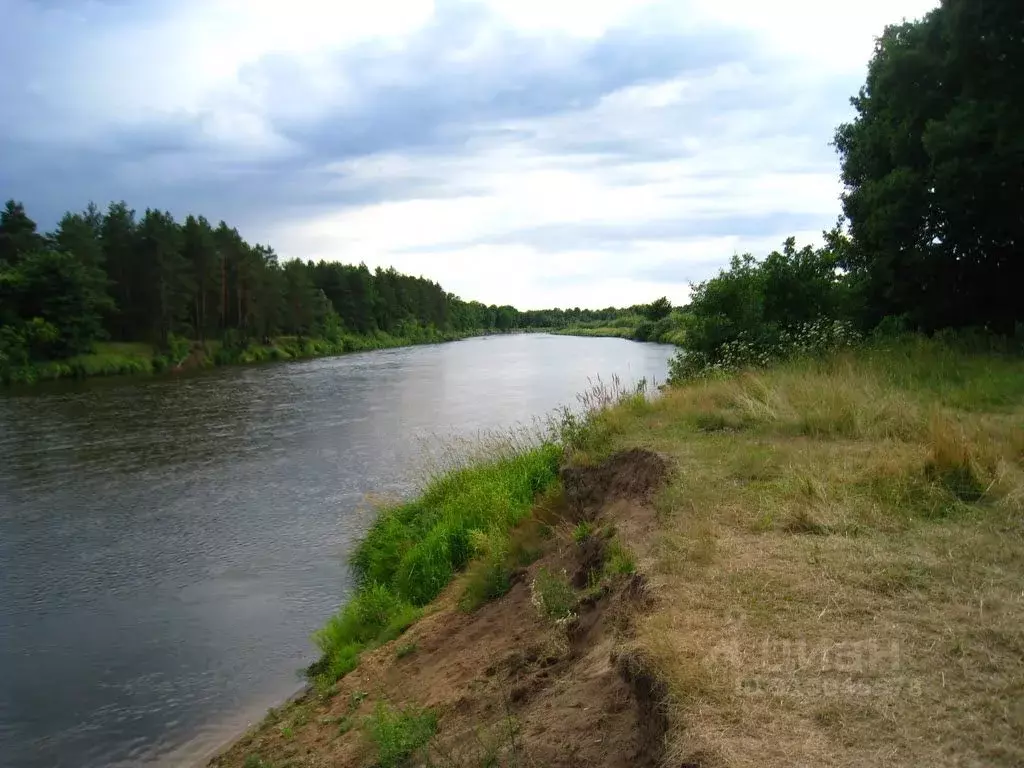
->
[2, 0, 937, 309]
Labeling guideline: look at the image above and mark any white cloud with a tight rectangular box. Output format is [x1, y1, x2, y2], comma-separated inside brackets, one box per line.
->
[3, 0, 941, 309]
[685, 0, 940, 69]
[467, 0, 651, 37]
[269, 57, 847, 308]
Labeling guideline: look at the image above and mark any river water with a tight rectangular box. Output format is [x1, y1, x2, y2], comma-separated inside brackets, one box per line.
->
[0, 334, 675, 768]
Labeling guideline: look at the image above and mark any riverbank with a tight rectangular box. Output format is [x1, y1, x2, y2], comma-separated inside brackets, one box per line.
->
[208, 338, 1024, 767]
[0, 329, 495, 386]
[551, 314, 687, 345]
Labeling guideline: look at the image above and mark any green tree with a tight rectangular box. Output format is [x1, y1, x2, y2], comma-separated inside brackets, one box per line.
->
[100, 202, 139, 339]
[182, 215, 218, 341]
[0, 200, 44, 268]
[641, 297, 673, 321]
[835, 0, 1024, 332]
[138, 209, 188, 345]
[13, 249, 112, 356]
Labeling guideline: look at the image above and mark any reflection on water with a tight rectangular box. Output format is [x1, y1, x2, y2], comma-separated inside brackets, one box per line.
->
[0, 334, 675, 768]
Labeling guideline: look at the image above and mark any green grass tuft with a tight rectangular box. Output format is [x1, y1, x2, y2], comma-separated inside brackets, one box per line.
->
[312, 584, 422, 680]
[572, 521, 593, 543]
[365, 702, 438, 768]
[529, 567, 577, 622]
[312, 444, 561, 680]
[604, 540, 637, 575]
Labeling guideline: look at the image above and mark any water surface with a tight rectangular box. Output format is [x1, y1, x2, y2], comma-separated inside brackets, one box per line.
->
[0, 334, 675, 767]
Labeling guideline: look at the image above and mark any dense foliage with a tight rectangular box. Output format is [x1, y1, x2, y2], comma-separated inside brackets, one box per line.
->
[522, 297, 688, 345]
[673, 0, 1022, 380]
[834, 0, 1023, 333]
[668, 232, 860, 380]
[516, 300, 671, 332]
[0, 200, 521, 381]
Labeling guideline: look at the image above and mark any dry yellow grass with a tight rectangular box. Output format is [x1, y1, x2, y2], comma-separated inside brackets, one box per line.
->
[595, 345, 1024, 767]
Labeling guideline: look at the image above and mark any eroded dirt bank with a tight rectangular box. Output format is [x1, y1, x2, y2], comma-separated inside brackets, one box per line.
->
[209, 449, 672, 768]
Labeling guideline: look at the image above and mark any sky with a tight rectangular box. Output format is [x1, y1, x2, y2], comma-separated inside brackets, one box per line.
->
[1, 0, 938, 309]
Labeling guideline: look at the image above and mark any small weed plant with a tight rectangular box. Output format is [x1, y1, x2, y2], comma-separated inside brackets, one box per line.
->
[530, 567, 576, 623]
[395, 642, 418, 659]
[604, 541, 636, 576]
[365, 702, 438, 768]
[572, 521, 593, 543]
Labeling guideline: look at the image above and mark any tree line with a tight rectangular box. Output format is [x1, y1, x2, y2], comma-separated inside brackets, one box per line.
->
[0, 201, 523, 370]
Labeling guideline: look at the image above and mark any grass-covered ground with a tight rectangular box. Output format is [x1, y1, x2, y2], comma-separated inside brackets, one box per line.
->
[212, 337, 1024, 767]
[309, 443, 562, 684]
[1, 329, 489, 385]
[576, 337, 1024, 766]
[553, 326, 636, 339]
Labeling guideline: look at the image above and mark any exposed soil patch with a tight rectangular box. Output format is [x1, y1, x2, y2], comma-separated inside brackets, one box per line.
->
[210, 449, 671, 768]
[561, 449, 670, 521]
[572, 534, 607, 587]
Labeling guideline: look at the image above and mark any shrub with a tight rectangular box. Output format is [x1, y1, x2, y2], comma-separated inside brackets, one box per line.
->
[669, 319, 861, 383]
[668, 234, 861, 383]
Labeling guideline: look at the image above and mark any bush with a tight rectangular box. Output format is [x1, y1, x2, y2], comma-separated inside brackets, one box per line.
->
[670, 234, 860, 382]
[669, 319, 862, 383]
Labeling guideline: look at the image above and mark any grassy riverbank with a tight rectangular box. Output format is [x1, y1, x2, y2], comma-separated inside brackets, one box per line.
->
[552, 312, 687, 345]
[211, 338, 1024, 768]
[0, 329, 489, 386]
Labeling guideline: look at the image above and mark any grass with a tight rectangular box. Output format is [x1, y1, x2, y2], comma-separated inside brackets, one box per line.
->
[572, 521, 593, 543]
[1, 329, 499, 386]
[311, 444, 561, 682]
[554, 326, 636, 339]
[365, 702, 438, 768]
[603, 540, 637, 575]
[529, 566, 577, 623]
[572, 338, 1024, 766]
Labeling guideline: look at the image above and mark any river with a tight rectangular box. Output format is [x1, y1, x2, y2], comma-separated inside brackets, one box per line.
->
[0, 334, 676, 768]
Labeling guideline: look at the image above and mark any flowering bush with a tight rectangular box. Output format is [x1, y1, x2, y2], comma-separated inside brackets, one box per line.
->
[669, 319, 862, 383]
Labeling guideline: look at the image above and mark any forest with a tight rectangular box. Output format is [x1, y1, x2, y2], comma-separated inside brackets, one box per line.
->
[0, 203, 522, 382]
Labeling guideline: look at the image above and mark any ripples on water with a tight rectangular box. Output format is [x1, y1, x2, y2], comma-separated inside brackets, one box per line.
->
[0, 334, 676, 767]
